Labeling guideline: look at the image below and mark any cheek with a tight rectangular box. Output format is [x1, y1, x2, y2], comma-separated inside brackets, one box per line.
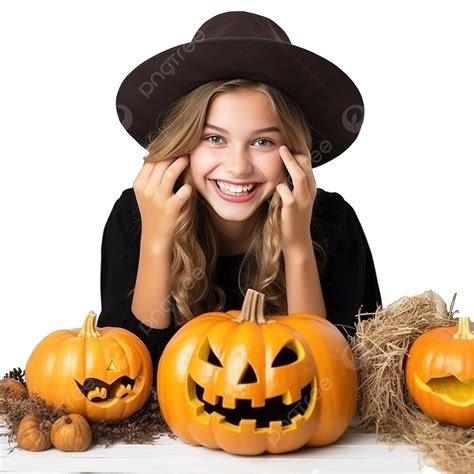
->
[189, 150, 215, 180]
[263, 157, 286, 181]
[190, 142, 221, 164]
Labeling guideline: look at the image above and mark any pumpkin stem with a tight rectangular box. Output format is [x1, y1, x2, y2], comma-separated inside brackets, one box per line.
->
[453, 316, 474, 340]
[39, 419, 52, 433]
[232, 289, 267, 324]
[77, 311, 101, 338]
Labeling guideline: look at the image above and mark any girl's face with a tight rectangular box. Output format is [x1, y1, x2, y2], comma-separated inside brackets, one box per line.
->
[189, 89, 286, 223]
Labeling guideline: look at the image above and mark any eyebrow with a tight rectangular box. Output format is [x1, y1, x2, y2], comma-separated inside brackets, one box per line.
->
[204, 123, 281, 134]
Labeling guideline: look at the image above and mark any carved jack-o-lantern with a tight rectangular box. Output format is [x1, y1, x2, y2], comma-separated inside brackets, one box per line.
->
[157, 289, 358, 455]
[25, 311, 152, 422]
[405, 316, 474, 427]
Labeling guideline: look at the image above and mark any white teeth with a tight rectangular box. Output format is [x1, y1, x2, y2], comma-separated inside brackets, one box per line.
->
[87, 386, 107, 401]
[216, 180, 256, 193]
[114, 383, 132, 399]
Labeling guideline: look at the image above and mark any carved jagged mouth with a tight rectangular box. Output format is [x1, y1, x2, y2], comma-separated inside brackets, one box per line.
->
[75, 376, 136, 402]
[191, 376, 314, 428]
[423, 374, 474, 404]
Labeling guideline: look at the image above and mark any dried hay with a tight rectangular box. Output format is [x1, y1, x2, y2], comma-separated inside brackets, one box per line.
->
[0, 385, 175, 452]
[347, 290, 473, 473]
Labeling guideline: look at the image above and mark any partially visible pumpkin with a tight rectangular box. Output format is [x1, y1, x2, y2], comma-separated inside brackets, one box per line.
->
[405, 315, 474, 427]
[0, 378, 28, 414]
[158, 288, 358, 455]
[51, 414, 92, 451]
[16, 414, 52, 451]
[25, 310, 153, 422]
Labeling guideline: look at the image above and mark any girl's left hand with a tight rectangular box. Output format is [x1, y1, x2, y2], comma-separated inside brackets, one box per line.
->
[274, 145, 317, 253]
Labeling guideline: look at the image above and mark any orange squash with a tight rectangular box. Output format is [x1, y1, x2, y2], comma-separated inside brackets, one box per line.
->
[16, 414, 52, 451]
[405, 316, 474, 427]
[51, 414, 92, 451]
[25, 311, 152, 422]
[157, 289, 358, 455]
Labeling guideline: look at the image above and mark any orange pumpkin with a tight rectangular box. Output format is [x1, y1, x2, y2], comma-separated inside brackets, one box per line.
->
[16, 414, 52, 451]
[157, 289, 358, 455]
[51, 414, 92, 451]
[405, 316, 474, 427]
[25, 311, 152, 422]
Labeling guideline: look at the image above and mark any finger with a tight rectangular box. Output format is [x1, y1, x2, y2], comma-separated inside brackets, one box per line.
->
[279, 146, 309, 201]
[293, 152, 317, 198]
[172, 184, 193, 203]
[146, 155, 189, 197]
[275, 183, 295, 207]
[287, 148, 316, 198]
[134, 160, 157, 185]
[159, 155, 190, 197]
[134, 153, 176, 186]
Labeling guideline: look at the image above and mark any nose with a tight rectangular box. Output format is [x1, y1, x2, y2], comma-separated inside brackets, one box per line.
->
[223, 146, 253, 177]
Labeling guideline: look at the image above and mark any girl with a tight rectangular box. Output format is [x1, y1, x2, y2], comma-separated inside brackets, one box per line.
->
[98, 11, 382, 382]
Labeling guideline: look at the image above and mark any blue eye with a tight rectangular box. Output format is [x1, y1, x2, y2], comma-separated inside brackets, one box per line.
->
[203, 135, 275, 147]
[254, 138, 274, 147]
[204, 134, 223, 144]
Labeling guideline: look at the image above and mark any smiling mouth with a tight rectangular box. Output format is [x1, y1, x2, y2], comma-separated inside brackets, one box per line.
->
[209, 179, 263, 199]
[75, 376, 136, 402]
[189, 376, 314, 428]
[417, 373, 474, 405]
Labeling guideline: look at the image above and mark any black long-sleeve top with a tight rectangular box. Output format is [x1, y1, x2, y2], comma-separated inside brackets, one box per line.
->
[97, 187, 382, 382]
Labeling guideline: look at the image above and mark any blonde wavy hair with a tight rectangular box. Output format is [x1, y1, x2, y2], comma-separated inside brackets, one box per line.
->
[128, 78, 328, 325]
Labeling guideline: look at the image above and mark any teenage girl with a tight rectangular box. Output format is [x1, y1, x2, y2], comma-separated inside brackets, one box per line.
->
[97, 12, 382, 382]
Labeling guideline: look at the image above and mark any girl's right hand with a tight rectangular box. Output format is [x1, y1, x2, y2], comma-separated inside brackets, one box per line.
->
[133, 155, 192, 247]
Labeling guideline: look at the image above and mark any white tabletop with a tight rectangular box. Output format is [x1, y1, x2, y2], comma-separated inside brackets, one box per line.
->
[0, 422, 439, 473]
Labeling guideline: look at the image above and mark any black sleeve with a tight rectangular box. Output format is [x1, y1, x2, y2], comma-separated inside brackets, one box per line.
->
[317, 190, 383, 340]
[97, 188, 179, 383]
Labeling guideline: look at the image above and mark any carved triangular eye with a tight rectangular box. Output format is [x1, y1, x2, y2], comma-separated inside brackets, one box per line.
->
[198, 338, 224, 367]
[207, 346, 223, 367]
[238, 363, 258, 384]
[106, 360, 118, 371]
[271, 344, 299, 367]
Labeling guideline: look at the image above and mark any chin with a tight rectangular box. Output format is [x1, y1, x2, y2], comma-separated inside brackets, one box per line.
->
[213, 209, 256, 222]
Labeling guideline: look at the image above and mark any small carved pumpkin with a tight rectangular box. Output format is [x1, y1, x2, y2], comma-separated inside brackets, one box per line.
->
[16, 414, 52, 451]
[405, 316, 474, 427]
[25, 311, 152, 422]
[158, 289, 358, 455]
[51, 414, 92, 451]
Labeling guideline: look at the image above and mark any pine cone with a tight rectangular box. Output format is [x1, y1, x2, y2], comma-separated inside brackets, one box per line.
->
[3, 367, 26, 386]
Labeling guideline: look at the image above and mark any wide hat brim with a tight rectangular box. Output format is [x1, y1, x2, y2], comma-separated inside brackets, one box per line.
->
[116, 37, 364, 168]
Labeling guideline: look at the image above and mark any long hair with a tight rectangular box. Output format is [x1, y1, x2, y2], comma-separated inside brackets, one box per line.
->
[128, 78, 328, 325]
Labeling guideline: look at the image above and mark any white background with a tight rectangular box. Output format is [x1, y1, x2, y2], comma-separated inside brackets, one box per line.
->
[1, 0, 472, 371]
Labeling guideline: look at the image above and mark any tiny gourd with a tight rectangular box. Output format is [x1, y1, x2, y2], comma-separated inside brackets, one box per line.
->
[51, 414, 92, 451]
[16, 414, 52, 451]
